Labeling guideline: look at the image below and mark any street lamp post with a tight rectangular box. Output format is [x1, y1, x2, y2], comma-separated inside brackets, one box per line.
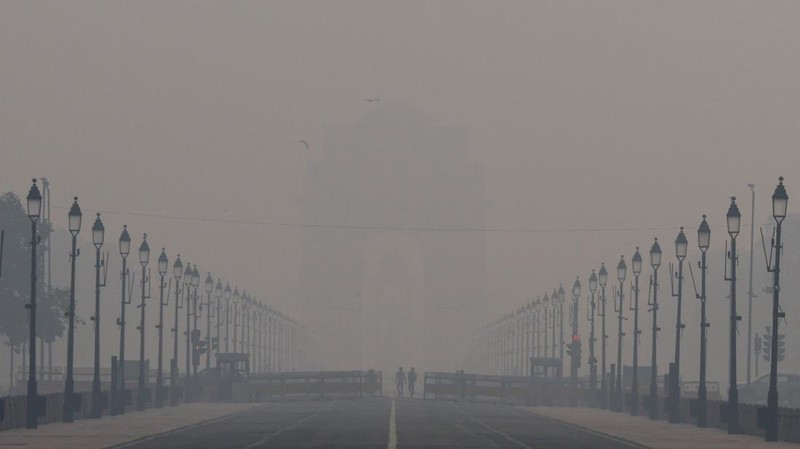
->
[63, 198, 82, 423]
[725, 198, 741, 434]
[25, 179, 42, 429]
[696, 215, 711, 427]
[233, 287, 240, 352]
[669, 227, 688, 423]
[598, 263, 609, 409]
[136, 234, 150, 411]
[559, 285, 566, 373]
[551, 289, 558, 361]
[115, 225, 131, 416]
[204, 273, 214, 370]
[170, 255, 183, 407]
[542, 293, 549, 376]
[90, 213, 106, 418]
[224, 283, 232, 352]
[191, 266, 200, 378]
[630, 248, 642, 416]
[155, 249, 168, 409]
[648, 238, 662, 420]
[215, 280, 223, 365]
[588, 270, 598, 393]
[241, 291, 249, 358]
[569, 277, 581, 406]
[183, 264, 192, 396]
[615, 256, 627, 412]
[765, 177, 788, 442]
[747, 183, 756, 385]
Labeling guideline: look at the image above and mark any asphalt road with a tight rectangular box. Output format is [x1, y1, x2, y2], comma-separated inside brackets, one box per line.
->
[116, 398, 644, 449]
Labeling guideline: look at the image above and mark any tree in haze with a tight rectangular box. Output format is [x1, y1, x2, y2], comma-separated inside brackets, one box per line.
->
[0, 192, 68, 388]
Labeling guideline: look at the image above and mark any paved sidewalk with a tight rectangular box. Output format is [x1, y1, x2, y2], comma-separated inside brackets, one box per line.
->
[0, 402, 261, 449]
[524, 406, 799, 449]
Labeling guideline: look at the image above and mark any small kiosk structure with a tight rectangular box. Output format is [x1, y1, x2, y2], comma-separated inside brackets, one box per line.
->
[215, 353, 250, 402]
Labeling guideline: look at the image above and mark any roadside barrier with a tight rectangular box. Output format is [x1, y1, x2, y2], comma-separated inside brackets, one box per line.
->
[248, 370, 383, 401]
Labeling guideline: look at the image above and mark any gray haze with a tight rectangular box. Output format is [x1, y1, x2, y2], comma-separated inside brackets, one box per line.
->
[1, 1, 800, 384]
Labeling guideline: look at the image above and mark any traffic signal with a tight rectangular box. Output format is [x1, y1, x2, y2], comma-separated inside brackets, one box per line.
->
[777, 334, 785, 362]
[191, 329, 201, 344]
[567, 340, 582, 368]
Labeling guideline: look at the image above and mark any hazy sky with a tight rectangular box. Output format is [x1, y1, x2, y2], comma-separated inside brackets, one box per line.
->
[1, 1, 799, 372]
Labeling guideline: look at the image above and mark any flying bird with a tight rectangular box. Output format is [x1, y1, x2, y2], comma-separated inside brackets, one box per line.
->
[365, 99, 380, 103]
[299, 140, 309, 149]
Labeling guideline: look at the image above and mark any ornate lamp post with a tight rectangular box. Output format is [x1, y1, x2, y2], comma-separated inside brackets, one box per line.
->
[668, 227, 688, 423]
[114, 225, 131, 416]
[725, 197, 741, 433]
[542, 293, 549, 373]
[224, 283, 232, 352]
[170, 255, 183, 406]
[559, 284, 566, 370]
[191, 266, 200, 377]
[63, 198, 82, 422]
[183, 263, 192, 393]
[648, 238, 662, 420]
[136, 234, 150, 411]
[569, 277, 582, 405]
[241, 291, 249, 357]
[765, 177, 788, 442]
[204, 273, 214, 370]
[614, 255, 627, 412]
[588, 270, 598, 392]
[90, 213, 106, 418]
[696, 215, 711, 427]
[630, 248, 642, 416]
[215, 280, 223, 364]
[232, 287, 240, 352]
[551, 289, 558, 360]
[598, 263, 609, 409]
[25, 179, 42, 429]
[154, 248, 168, 408]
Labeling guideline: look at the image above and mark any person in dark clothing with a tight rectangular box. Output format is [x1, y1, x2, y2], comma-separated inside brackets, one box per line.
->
[407, 367, 418, 398]
[395, 367, 406, 397]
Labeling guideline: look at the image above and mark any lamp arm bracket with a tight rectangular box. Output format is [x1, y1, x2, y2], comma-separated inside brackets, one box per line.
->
[100, 251, 109, 287]
[669, 262, 679, 297]
[688, 263, 700, 298]
[125, 272, 136, 304]
[760, 227, 775, 272]
[723, 240, 733, 281]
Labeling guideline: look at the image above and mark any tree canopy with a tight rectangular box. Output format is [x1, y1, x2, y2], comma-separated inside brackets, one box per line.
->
[0, 192, 68, 348]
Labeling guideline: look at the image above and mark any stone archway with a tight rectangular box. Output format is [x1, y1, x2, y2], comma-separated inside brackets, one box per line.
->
[360, 233, 425, 372]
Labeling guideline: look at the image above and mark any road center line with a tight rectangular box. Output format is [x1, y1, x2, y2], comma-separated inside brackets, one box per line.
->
[387, 399, 397, 449]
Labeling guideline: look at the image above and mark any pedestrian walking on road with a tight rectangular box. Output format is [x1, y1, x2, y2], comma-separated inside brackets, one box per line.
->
[408, 367, 417, 398]
[395, 367, 406, 397]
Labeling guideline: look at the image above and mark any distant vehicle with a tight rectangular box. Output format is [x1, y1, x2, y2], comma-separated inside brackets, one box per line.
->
[738, 373, 800, 407]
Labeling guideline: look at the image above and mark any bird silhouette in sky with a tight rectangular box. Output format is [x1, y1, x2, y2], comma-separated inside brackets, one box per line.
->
[365, 99, 380, 103]
[299, 140, 310, 149]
